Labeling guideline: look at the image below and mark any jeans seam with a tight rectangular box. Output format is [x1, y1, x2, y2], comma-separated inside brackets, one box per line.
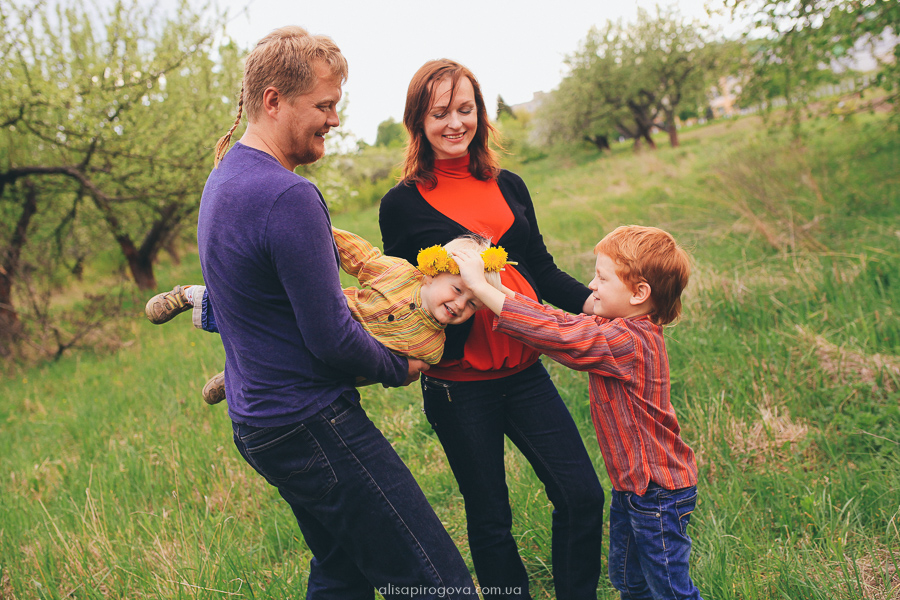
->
[324, 410, 445, 588]
[658, 495, 681, 599]
[505, 415, 575, 598]
[621, 527, 634, 599]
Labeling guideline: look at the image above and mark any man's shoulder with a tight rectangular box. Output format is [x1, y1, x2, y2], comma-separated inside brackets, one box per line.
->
[213, 148, 320, 203]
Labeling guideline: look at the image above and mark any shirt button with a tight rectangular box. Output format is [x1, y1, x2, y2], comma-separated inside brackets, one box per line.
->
[387, 314, 395, 322]
[409, 303, 416, 310]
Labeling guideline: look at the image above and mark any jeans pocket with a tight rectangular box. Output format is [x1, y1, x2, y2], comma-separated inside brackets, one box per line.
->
[422, 375, 454, 402]
[625, 491, 661, 517]
[674, 489, 697, 535]
[238, 423, 337, 500]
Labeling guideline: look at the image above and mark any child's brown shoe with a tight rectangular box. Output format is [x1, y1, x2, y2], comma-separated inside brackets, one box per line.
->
[145, 285, 190, 324]
[202, 371, 226, 405]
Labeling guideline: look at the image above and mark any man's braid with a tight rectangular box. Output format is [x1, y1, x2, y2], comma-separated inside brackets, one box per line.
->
[213, 82, 245, 168]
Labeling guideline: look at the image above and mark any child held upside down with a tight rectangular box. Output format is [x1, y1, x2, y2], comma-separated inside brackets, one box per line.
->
[453, 225, 704, 600]
[145, 227, 508, 404]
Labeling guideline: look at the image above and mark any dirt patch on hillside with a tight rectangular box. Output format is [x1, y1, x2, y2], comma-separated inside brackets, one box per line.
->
[796, 325, 900, 392]
[691, 391, 813, 479]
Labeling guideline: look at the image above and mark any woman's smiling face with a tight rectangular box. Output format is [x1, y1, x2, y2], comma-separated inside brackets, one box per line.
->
[423, 76, 478, 160]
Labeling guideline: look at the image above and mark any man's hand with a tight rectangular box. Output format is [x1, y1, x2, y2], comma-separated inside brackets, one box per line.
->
[402, 358, 430, 386]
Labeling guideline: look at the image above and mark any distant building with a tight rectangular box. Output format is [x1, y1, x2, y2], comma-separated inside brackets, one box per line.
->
[509, 91, 549, 115]
[709, 75, 742, 118]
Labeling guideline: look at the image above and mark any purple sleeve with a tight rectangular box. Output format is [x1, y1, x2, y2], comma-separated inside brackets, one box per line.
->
[267, 190, 408, 387]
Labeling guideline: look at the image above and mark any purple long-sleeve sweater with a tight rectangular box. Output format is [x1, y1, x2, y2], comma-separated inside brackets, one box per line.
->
[197, 143, 407, 426]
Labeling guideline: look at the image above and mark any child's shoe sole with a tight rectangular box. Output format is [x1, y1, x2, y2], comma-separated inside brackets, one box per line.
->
[145, 285, 190, 324]
[203, 371, 226, 405]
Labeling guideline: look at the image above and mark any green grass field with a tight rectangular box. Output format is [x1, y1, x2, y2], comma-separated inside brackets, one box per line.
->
[2, 114, 898, 599]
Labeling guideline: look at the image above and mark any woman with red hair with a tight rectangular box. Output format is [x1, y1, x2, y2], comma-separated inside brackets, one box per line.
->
[379, 59, 605, 600]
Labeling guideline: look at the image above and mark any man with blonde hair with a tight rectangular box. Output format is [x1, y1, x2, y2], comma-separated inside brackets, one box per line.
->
[196, 26, 477, 598]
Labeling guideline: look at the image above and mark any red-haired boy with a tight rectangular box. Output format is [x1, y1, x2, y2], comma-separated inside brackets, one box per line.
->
[454, 225, 702, 600]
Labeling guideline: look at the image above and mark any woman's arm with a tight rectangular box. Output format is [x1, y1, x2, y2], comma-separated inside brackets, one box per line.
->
[499, 172, 592, 314]
[379, 184, 417, 263]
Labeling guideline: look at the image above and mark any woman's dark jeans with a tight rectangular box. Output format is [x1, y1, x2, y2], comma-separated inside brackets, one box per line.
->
[422, 361, 605, 600]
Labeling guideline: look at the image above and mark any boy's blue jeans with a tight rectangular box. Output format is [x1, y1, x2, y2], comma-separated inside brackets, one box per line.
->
[608, 483, 703, 600]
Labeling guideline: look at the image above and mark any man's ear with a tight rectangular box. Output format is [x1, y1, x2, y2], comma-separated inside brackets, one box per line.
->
[630, 282, 652, 306]
[261, 86, 281, 117]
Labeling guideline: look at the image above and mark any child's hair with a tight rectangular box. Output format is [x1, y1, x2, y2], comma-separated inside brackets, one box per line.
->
[443, 234, 504, 292]
[594, 225, 690, 325]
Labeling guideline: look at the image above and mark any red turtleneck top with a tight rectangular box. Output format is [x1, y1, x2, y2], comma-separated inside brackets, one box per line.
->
[416, 157, 541, 380]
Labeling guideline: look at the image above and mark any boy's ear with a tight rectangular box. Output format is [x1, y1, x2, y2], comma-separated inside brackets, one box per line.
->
[630, 282, 652, 306]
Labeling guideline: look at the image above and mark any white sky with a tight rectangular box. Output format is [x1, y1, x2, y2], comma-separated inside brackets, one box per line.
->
[205, 0, 729, 144]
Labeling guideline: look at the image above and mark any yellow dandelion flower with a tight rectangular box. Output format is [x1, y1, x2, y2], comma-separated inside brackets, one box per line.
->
[481, 247, 509, 272]
[417, 245, 447, 276]
[434, 250, 453, 274]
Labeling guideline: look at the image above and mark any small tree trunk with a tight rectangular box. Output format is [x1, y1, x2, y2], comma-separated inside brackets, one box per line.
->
[164, 238, 181, 265]
[668, 127, 679, 147]
[665, 112, 680, 148]
[584, 134, 610, 152]
[127, 255, 157, 291]
[0, 181, 38, 355]
[119, 238, 157, 290]
[642, 128, 657, 150]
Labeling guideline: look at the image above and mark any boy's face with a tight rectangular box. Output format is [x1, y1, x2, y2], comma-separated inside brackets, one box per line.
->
[587, 253, 645, 320]
[420, 273, 484, 326]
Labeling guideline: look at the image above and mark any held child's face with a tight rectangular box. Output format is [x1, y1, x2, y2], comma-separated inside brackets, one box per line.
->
[587, 253, 649, 320]
[420, 273, 484, 325]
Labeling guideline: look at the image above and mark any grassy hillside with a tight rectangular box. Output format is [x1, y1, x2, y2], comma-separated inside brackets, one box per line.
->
[1, 115, 898, 599]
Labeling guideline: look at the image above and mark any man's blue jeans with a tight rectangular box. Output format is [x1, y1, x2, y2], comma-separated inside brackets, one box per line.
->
[232, 392, 478, 600]
[421, 361, 605, 600]
[608, 483, 703, 600]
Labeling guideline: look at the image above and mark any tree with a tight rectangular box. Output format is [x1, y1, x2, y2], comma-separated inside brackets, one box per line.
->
[536, 11, 718, 152]
[535, 24, 634, 152]
[0, 0, 238, 301]
[374, 117, 406, 147]
[627, 7, 715, 147]
[723, 0, 899, 130]
[0, 0, 240, 355]
[496, 95, 517, 120]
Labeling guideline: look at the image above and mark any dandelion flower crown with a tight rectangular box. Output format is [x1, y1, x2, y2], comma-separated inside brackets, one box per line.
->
[416, 245, 516, 277]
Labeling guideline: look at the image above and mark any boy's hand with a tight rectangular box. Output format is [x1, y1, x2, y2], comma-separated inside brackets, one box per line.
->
[451, 248, 508, 316]
[452, 248, 488, 291]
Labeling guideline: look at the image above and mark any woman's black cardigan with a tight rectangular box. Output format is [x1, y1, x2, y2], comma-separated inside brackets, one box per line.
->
[379, 169, 591, 361]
